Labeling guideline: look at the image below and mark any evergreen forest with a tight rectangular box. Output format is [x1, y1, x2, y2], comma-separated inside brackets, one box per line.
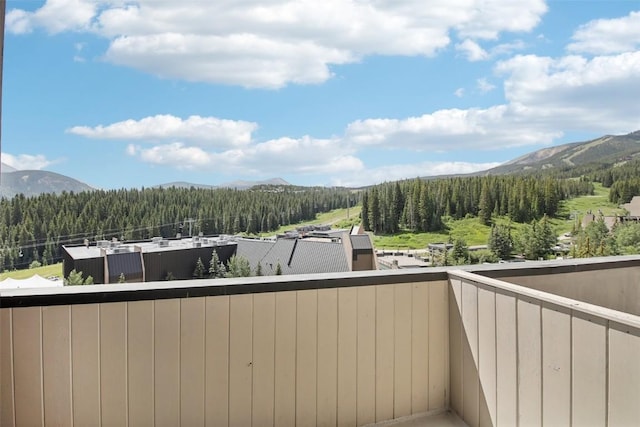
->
[0, 186, 353, 270]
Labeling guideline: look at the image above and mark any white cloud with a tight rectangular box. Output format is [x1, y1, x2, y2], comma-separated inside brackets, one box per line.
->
[8, 0, 549, 88]
[345, 105, 561, 150]
[456, 39, 489, 61]
[1, 153, 53, 170]
[68, 114, 258, 147]
[330, 161, 502, 187]
[456, 38, 526, 62]
[128, 135, 363, 176]
[568, 11, 640, 55]
[454, 88, 465, 98]
[496, 51, 640, 133]
[6, 0, 97, 34]
[476, 78, 496, 93]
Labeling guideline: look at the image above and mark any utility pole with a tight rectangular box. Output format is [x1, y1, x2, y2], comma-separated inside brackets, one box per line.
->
[183, 218, 196, 237]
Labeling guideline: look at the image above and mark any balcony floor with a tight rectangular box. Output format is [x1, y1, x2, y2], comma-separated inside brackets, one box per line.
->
[369, 411, 468, 427]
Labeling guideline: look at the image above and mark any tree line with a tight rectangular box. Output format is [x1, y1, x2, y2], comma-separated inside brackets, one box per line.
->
[0, 185, 355, 271]
[360, 175, 593, 234]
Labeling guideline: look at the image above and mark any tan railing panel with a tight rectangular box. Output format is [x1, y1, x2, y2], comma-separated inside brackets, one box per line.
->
[494, 291, 517, 427]
[394, 284, 413, 418]
[252, 292, 276, 427]
[375, 284, 395, 422]
[477, 287, 496, 427]
[571, 313, 606, 426]
[127, 300, 154, 427]
[448, 279, 463, 416]
[461, 281, 480, 427]
[356, 286, 376, 425]
[205, 295, 230, 426]
[229, 294, 253, 426]
[411, 283, 429, 413]
[42, 306, 72, 427]
[337, 287, 357, 427]
[13, 307, 43, 426]
[100, 302, 128, 426]
[542, 305, 571, 426]
[71, 304, 100, 426]
[274, 291, 296, 426]
[154, 299, 180, 427]
[428, 280, 448, 411]
[517, 298, 542, 426]
[0, 309, 15, 427]
[296, 289, 318, 427]
[180, 297, 206, 426]
[411, 283, 429, 414]
[317, 288, 338, 427]
[608, 325, 640, 426]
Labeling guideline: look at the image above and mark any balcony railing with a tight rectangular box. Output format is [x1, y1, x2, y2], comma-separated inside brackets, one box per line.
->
[1, 256, 639, 426]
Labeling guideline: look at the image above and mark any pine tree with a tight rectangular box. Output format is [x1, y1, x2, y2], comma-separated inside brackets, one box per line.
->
[193, 257, 205, 279]
[208, 250, 225, 278]
[118, 272, 126, 283]
[275, 262, 282, 275]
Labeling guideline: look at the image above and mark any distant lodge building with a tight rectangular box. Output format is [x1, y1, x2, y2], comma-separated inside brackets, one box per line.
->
[62, 227, 375, 284]
[580, 195, 640, 230]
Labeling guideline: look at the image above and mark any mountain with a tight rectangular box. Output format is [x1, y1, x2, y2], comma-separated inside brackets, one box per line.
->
[0, 169, 95, 198]
[1, 162, 17, 173]
[482, 130, 640, 175]
[156, 177, 290, 190]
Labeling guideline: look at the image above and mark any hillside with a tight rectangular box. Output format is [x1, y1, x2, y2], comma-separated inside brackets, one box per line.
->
[0, 170, 94, 198]
[156, 177, 290, 190]
[482, 130, 640, 175]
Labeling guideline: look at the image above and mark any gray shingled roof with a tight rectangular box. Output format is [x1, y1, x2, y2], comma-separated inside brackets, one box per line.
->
[350, 234, 373, 251]
[236, 238, 348, 276]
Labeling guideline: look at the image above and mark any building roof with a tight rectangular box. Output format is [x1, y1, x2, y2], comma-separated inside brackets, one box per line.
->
[236, 238, 349, 276]
[623, 196, 640, 217]
[64, 236, 237, 260]
[349, 234, 373, 251]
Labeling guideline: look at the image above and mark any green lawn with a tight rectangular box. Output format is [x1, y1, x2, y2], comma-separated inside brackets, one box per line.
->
[374, 217, 492, 249]
[1, 263, 63, 281]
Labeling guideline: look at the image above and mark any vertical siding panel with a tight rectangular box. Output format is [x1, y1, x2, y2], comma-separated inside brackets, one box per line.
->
[608, 325, 640, 426]
[252, 292, 276, 427]
[205, 296, 229, 427]
[296, 290, 318, 427]
[394, 284, 412, 418]
[448, 279, 463, 416]
[0, 309, 15, 427]
[42, 306, 72, 426]
[429, 281, 447, 411]
[477, 287, 496, 427]
[71, 304, 100, 426]
[542, 305, 571, 426]
[572, 313, 606, 426]
[181, 298, 206, 426]
[375, 285, 394, 423]
[100, 302, 128, 427]
[228, 294, 253, 427]
[357, 286, 376, 426]
[517, 298, 541, 427]
[317, 288, 338, 427]
[274, 291, 296, 427]
[337, 287, 357, 427]
[12, 307, 43, 427]
[495, 292, 517, 427]
[461, 281, 479, 427]
[411, 283, 429, 414]
[154, 299, 181, 427]
[127, 301, 154, 427]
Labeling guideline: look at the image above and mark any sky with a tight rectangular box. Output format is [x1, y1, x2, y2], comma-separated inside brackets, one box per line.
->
[1, 0, 640, 189]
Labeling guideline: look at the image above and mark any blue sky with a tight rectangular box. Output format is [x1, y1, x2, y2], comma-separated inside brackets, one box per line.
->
[2, 0, 640, 189]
